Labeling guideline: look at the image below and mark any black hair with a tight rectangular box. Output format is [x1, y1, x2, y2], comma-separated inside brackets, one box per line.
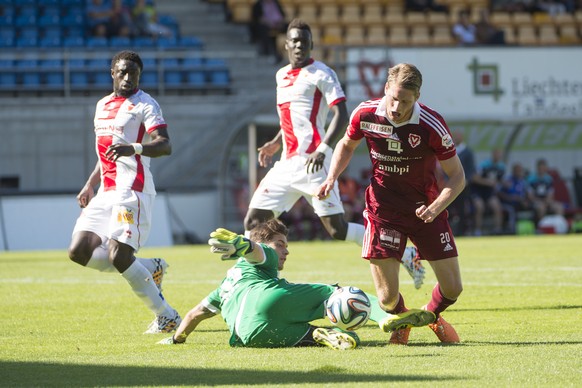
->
[287, 18, 311, 35]
[111, 50, 143, 72]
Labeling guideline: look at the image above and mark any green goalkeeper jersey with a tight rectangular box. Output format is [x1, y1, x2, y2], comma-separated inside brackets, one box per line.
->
[202, 243, 336, 347]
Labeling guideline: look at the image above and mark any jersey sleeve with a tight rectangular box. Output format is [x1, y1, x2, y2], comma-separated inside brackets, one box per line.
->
[346, 104, 364, 141]
[254, 243, 279, 272]
[142, 98, 167, 134]
[425, 108, 456, 161]
[319, 67, 346, 108]
[201, 288, 222, 314]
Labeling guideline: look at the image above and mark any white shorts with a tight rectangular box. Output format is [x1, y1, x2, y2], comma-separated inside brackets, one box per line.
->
[72, 189, 154, 252]
[248, 155, 345, 217]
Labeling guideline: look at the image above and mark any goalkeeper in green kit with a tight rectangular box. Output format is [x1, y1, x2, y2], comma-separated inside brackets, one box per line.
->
[159, 219, 434, 349]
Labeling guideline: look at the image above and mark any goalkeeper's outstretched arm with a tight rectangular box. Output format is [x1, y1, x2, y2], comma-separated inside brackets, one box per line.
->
[158, 302, 216, 345]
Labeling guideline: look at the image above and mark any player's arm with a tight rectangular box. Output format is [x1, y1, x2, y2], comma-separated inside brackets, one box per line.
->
[416, 155, 465, 223]
[316, 134, 361, 199]
[258, 130, 282, 167]
[104, 126, 171, 162]
[158, 302, 217, 345]
[305, 101, 349, 174]
[77, 162, 101, 208]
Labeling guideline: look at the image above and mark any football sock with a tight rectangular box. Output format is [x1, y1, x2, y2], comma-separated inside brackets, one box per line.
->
[85, 241, 116, 273]
[346, 222, 365, 246]
[367, 292, 407, 321]
[121, 260, 173, 316]
[425, 283, 456, 318]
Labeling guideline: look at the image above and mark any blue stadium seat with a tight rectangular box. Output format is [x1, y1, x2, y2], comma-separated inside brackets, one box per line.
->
[140, 71, 158, 87]
[38, 13, 60, 27]
[0, 0, 14, 5]
[60, 0, 84, 5]
[87, 58, 109, 68]
[40, 59, 62, 68]
[85, 36, 108, 48]
[61, 13, 85, 28]
[93, 72, 111, 87]
[65, 27, 84, 38]
[15, 35, 38, 47]
[39, 35, 61, 47]
[14, 14, 37, 27]
[62, 36, 84, 47]
[164, 71, 182, 85]
[156, 37, 178, 49]
[38, 0, 60, 5]
[179, 36, 203, 49]
[18, 26, 39, 39]
[0, 73, 17, 87]
[70, 72, 89, 87]
[68, 58, 85, 69]
[133, 37, 155, 48]
[18, 0, 36, 4]
[0, 35, 14, 47]
[45, 72, 64, 87]
[22, 73, 42, 88]
[161, 58, 180, 69]
[186, 71, 205, 86]
[109, 36, 131, 48]
[209, 70, 230, 87]
[16, 58, 38, 68]
[141, 57, 156, 69]
[182, 57, 203, 68]
[0, 13, 14, 25]
[0, 59, 13, 68]
[42, 26, 62, 39]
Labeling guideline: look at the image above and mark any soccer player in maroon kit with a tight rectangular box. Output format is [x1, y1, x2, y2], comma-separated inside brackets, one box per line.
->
[317, 63, 464, 344]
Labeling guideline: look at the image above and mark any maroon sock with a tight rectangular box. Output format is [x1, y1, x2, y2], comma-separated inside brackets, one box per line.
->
[426, 283, 456, 317]
[387, 293, 407, 314]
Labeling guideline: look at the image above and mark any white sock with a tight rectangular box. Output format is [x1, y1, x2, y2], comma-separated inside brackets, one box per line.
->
[85, 242, 116, 273]
[345, 222, 365, 246]
[244, 230, 251, 238]
[121, 260, 173, 316]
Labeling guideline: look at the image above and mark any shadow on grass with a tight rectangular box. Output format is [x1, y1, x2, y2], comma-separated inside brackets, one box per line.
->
[0, 361, 466, 387]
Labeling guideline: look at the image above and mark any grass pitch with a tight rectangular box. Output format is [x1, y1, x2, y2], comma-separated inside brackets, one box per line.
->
[1, 235, 581, 387]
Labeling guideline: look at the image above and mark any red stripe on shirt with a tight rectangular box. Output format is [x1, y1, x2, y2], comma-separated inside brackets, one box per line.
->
[279, 101, 299, 158]
[131, 123, 146, 191]
[305, 88, 323, 154]
[98, 135, 116, 190]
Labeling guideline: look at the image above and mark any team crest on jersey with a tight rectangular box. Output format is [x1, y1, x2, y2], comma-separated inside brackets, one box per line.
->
[408, 133, 421, 148]
[379, 228, 402, 250]
[117, 208, 135, 224]
[442, 134, 454, 148]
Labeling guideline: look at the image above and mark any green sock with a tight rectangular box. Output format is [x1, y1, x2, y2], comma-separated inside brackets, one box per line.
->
[366, 293, 391, 323]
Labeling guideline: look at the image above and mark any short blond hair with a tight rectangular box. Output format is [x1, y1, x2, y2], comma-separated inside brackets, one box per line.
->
[387, 63, 422, 95]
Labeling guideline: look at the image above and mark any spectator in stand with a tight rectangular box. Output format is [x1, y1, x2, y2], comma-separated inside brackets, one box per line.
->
[452, 9, 477, 46]
[86, 0, 112, 37]
[405, 0, 449, 12]
[250, 0, 287, 64]
[471, 148, 506, 235]
[446, 130, 477, 236]
[109, 0, 136, 38]
[498, 162, 534, 233]
[527, 158, 565, 222]
[132, 0, 174, 38]
[474, 9, 506, 45]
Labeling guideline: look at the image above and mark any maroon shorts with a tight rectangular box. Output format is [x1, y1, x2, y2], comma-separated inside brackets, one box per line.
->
[362, 209, 458, 261]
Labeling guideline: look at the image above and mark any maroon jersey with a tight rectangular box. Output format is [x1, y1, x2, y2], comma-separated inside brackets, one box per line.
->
[347, 97, 456, 219]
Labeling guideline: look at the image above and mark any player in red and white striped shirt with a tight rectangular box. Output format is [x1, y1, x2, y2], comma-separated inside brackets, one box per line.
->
[318, 63, 465, 345]
[68, 51, 181, 334]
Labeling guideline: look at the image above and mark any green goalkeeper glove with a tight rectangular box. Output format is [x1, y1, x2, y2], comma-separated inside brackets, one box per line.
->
[208, 228, 254, 260]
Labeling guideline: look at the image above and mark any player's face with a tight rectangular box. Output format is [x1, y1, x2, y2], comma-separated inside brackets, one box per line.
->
[285, 28, 312, 69]
[267, 233, 289, 270]
[384, 83, 419, 124]
[112, 59, 141, 97]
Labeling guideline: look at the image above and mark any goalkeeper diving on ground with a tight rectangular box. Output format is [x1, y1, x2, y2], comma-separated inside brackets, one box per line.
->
[158, 219, 434, 350]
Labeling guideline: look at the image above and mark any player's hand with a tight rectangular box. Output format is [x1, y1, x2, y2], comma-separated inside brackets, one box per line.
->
[208, 228, 254, 260]
[76, 186, 95, 208]
[305, 151, 325, 174]
[315, 179, 334, 200]
[258, 141, 281, 167]
[105, 143, 135, 162]
[415, 205, 436, 223]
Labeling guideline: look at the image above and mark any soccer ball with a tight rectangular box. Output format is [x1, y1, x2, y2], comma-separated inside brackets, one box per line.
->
[325, 286, 371, 331]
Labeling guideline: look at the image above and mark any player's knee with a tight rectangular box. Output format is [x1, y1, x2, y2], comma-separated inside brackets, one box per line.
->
[67, 244, 90, 266]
